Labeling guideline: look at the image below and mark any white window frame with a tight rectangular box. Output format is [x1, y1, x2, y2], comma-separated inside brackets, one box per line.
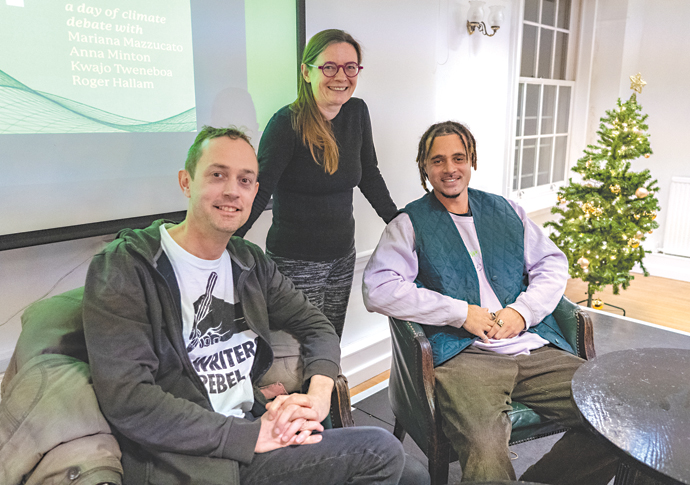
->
[514, 79, 575, 189]
[505, 0, 595, 213]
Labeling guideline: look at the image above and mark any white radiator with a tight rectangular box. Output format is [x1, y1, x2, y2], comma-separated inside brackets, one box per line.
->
[662, 176, 690, 258]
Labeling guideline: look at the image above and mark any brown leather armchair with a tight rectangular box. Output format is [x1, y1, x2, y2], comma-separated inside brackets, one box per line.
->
[388, 296, 595, 485]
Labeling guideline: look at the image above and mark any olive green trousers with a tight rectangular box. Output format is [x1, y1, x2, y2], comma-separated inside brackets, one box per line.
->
[435, 345, 618, 484]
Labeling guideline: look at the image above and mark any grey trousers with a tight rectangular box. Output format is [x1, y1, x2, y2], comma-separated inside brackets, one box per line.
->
[259, 249, 356, 393]
[269, 248, 356, 338]
[238, 426, 430, 485]
[434, 345, 618, 484]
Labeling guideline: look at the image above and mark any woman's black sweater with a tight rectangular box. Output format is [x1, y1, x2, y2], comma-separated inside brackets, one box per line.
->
[236, 98, 397, 261]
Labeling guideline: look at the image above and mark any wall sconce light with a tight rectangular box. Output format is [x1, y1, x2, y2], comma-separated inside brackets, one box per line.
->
[467, 1, 505, 37]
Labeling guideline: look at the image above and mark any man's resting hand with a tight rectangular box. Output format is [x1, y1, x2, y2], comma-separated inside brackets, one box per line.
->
[254, 375, 334, 453]
[486, 307, 526, 340]
[463, 305, 494, 343]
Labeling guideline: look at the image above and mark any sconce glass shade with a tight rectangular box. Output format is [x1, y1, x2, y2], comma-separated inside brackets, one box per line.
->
[467, 1, 486, 23]
[488, 5, 505, 28]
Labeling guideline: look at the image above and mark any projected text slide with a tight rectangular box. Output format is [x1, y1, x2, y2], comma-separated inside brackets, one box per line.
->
[0, 0, 196, 134]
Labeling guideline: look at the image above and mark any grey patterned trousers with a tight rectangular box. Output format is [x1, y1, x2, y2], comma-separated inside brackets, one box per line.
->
[257, 249, 356, 393]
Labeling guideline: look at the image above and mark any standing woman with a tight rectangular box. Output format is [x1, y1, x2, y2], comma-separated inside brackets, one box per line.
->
[236, 29, 397, 341]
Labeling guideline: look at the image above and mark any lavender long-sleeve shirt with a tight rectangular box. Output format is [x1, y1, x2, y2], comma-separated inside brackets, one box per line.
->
[362, 199, 569, 355]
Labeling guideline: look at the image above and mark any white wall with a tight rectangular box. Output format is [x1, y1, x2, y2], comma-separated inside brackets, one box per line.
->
[435, 0, 516, 195]
[0, 236, 111, 370]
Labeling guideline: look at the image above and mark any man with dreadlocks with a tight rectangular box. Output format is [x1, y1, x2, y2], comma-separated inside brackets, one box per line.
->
[363, 121, 617, 483]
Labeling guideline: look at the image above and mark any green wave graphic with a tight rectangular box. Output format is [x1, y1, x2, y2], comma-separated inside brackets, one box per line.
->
[0, 69, 196, 134]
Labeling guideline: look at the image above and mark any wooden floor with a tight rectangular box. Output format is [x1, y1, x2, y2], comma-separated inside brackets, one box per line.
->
[564, 274, 690, 334]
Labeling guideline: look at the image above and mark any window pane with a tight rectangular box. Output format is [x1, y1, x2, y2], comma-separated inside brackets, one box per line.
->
[521, 139, 537, 189]
[516, 84, 524, 136]
[541, 85, 556, 134]
[541, 0, 556, 26]
[513, 140, 521, 190]
[557, 0, 571, 29]
[524, 84, 540, 136]
[521, 24, 538, 77]
[556, 86, 571, 133]
[553, 135, 568, 182]
[553, 32, 569, 80]
[525, 0, 540, 22]
[538, 28, 554, 78]
[538, 136, 554, 186]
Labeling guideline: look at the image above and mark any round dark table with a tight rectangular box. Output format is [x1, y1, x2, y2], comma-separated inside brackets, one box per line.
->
[572, 348, 690, 484]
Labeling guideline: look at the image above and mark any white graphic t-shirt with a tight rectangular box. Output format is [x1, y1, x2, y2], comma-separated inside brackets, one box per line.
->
[160, 225, 257, 417]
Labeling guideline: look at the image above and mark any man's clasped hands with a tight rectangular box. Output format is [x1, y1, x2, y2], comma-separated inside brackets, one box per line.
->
[255, 375, 334, 453]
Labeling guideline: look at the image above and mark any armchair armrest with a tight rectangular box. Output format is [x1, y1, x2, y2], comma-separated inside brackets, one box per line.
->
[388, 317, 438, 454]
[551, 296, 596, 360]
[329, 374, 355, 428]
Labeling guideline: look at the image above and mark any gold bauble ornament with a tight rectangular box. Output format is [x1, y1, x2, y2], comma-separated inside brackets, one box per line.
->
[644, 154, 650, 158]
[577, 257, 590, 269]
[592, 299, 604, 310]
[628, 238, 640, 248]
[649, 230, 653, 234]
[609, 184, 621, 194]
[635, 231, 644, 239]
[635, 187, 649, 198]
[634, 213, 641, 220]
[650, 211, 657, 220]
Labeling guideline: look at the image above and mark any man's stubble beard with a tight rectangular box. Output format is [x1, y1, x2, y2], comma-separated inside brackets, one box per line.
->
[436, 190, 461, 199]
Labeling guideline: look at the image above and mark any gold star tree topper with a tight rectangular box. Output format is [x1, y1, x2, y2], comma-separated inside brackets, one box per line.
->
[630, 73, 647, 93]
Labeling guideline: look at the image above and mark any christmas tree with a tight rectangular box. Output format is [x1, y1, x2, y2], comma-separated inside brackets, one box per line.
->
[545, 73, 660, 307]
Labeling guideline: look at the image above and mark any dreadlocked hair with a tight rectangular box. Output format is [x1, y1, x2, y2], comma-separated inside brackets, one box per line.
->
[415, 121, 477, 192]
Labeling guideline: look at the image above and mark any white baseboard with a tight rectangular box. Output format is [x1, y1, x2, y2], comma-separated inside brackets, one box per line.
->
[632, 252, 690, 282]
[340, 327, 392, 388]
[582, 307, 690, 336]
[351, 378, 390, 404]
[340, 250, 394, 388]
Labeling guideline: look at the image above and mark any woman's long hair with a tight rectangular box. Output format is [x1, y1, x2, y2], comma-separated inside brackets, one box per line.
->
[290, 29, 362, 175]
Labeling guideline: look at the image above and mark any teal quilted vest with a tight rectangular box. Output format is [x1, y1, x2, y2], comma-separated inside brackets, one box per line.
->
[402, 189, 573, 366]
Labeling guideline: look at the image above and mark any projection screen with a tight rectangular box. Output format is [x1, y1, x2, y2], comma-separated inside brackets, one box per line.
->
[0, 0, 301, 250]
